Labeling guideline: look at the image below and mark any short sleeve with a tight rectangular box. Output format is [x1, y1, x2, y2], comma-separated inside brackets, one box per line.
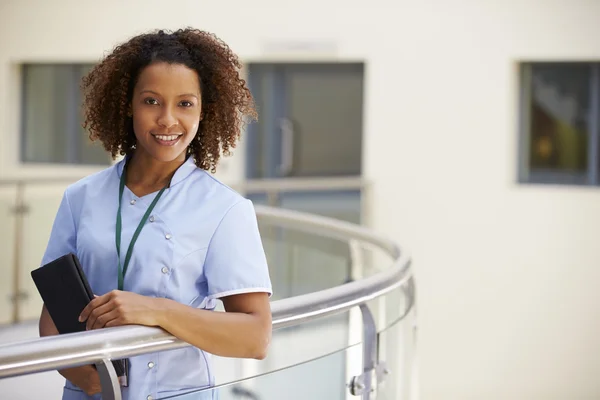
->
[40, 189, 78, 266]
[204, 199, 272, 300]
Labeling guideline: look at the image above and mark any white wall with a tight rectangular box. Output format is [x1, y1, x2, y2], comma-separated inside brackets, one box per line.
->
[366, 3, 600, 400]
[2, 0, 600, 399]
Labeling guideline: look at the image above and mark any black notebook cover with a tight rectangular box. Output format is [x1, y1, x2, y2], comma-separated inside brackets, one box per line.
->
[31, 253, 125, 377]
[31, 253, 94, 333]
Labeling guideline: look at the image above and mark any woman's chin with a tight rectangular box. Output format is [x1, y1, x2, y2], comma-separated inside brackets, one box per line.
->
[136, 143, 189, 164]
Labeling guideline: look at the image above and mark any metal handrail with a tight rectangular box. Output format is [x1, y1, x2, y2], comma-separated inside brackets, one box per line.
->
[0, 204, 412, 380]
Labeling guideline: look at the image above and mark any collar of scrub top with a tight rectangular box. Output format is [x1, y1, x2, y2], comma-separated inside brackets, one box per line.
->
[116, 154, 198, 189]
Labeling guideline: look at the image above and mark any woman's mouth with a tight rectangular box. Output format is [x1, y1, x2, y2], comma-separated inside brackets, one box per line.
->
[152, 134, 182, 146]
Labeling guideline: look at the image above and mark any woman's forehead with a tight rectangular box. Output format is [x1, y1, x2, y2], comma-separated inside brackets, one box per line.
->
[135, 62, 201, 95]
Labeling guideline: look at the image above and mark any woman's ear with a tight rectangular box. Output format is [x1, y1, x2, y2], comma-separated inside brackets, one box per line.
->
[127, 104, 133, 117]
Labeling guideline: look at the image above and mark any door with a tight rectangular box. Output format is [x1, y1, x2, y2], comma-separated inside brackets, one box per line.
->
[245, 63, 364, 223]
[246, 63, 363, 180]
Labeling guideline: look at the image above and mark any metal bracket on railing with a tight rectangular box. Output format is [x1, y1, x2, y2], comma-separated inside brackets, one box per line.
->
[348, 304, 389, 399]
[95, 359, 122, 400]
[349, 361, 390, 397]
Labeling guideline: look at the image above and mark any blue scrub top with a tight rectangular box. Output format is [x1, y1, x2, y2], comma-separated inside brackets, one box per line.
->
[41, 156, 273, 400]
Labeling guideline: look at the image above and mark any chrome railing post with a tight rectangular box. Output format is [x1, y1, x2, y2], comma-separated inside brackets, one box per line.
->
[95, 359, 122, 400]
[348, 304, 389, 399]
[10, 181, 28, 324]
[347, 239, 390, 399]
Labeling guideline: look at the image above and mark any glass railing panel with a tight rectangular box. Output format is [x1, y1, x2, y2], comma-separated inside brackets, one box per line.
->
[179, 282, 415, 388]
[350, 239, 397, 278]
[376, 301, 418, 400]
[159, 341, 363, 400]
[207, 308, 352, 386]
[0, 186, 17, 325]
[257, 223, 352, 300]
[363, 277, 415, 334]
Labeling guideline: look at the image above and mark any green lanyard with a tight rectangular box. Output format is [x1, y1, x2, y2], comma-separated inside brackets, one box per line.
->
[116, 168, 167, 291]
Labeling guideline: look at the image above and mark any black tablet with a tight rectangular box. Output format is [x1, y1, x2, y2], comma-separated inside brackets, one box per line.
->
[31, 253, 94, 334]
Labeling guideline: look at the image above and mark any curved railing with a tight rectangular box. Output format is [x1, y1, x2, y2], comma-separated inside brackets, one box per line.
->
[0, 178, 416, 400]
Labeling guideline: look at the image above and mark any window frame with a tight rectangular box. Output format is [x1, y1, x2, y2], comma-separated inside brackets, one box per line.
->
[518, 62, 600, 186]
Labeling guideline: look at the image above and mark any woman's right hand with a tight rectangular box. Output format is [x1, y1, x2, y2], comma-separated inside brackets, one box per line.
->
[39, 306, 102, 395]
[59, 365, 102, 396]
[39, 305, 102, 395]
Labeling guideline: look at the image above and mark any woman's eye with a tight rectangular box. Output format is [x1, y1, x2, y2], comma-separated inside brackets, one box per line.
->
[180, 101, 193, 107]
[144, 98, 159, 105]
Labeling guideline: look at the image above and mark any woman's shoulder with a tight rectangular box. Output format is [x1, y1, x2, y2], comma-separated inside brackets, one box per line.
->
[191, 169, 250, 210]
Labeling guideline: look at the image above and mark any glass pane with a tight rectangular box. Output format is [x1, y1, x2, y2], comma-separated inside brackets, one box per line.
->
[377, 304, 418, 400]
[528, 63, 590, 173]
[351, 238, 397, 279]
[22, 65, 72, 163]
[362, 279, 415, 336]
[257, 221, 352, 299]
[159, 341, 363, 400]
[285, 64, 363, 177]
[279, 190, 361, 224]
[21, 64, 109, 165]
[246, 65, 282, 179]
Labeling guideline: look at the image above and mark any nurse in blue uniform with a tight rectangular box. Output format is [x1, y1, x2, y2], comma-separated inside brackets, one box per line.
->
[38, 28, 273, 400]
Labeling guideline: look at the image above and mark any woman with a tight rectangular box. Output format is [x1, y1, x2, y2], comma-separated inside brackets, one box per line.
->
[38, 28, 273, 400]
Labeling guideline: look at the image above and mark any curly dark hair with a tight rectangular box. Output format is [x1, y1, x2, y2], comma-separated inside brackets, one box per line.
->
[81, 28, 257, 173]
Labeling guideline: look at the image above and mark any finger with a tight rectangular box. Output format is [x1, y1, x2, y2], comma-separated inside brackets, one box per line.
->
[87, 301, 116, 331]
[80, 292, 113, 322]
[104, 313, 125, 328]
[91, 308, 121, 330]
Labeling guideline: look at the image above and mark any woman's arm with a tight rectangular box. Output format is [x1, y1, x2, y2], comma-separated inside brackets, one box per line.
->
[79, 290, 272, 359]
[39, 305, 102, 396]
[156, 292, 272, 359]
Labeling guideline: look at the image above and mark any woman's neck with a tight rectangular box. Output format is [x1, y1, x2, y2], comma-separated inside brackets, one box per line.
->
[126, 150, 186, 189]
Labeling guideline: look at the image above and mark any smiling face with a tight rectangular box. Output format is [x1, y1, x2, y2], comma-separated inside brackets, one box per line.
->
[130, 62, 202, 163]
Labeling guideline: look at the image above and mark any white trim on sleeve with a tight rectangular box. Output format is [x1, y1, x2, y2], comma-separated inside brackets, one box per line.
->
[207, 287, 272, 301]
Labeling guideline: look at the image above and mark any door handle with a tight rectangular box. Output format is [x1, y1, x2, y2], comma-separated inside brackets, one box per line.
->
[277, 118, 294, 177]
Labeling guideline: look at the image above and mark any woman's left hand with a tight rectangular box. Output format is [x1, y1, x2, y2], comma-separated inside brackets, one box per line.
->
[79, 290, 160, 330]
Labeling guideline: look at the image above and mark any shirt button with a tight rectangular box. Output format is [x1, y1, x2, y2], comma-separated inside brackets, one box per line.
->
[161, 267, 169, 274]
[147, 396, 153, 400]
[149, 215, 155, 223]
[130, 199, 136, 205]
[165, 233, 172, 240]
[148, 361, 155, 369]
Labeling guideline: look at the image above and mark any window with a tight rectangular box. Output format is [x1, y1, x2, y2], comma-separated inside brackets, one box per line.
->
[21, 64, 110, 165]
[519, 62, 599, 185]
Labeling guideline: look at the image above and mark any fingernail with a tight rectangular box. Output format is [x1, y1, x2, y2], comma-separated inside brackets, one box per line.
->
[78, 315, 83, 322]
